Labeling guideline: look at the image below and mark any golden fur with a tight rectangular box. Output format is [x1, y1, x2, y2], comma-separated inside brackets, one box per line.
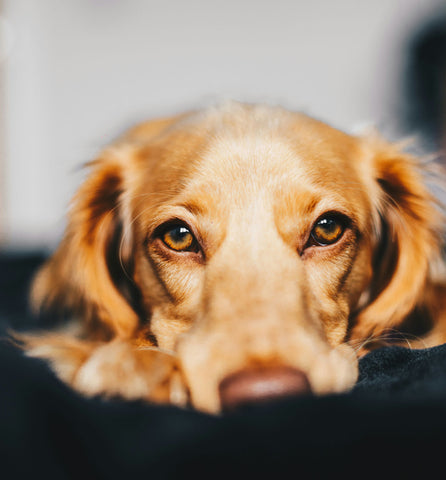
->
[21, 102, 446, 413]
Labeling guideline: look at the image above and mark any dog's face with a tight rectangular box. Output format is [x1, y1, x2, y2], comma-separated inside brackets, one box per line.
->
[32, 103, 441, 413]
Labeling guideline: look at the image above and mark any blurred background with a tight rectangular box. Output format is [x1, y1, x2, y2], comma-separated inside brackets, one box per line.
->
[0, 0, 445, 252]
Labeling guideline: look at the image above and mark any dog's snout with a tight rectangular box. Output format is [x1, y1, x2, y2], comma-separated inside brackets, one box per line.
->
[218, 366, 311, 411]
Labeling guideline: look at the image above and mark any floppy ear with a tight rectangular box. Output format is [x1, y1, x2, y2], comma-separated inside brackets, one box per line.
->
[352, 136, 444, 340]
[31, 114, 184, 340]
[31, 144, 140, 339]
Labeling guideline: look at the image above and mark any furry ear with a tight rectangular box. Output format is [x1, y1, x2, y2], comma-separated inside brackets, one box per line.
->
[31, 115, 184, 340]
[31, 145, 140, 339]
[352, 137, 444, 340]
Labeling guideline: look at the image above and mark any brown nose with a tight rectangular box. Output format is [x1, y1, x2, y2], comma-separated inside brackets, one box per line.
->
[218, 366, 311, 411]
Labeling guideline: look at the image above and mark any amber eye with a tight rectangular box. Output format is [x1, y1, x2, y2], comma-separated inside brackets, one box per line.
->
[310, 215, 345, 246]
[161, 225, 198, 252]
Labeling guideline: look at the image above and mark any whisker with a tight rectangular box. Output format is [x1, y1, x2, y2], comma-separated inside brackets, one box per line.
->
[348, 328, 428, 353]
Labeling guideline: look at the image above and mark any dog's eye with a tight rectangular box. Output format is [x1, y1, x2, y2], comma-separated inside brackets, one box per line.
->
[310, 216, 345, 246]
[161, 225, 198, 252]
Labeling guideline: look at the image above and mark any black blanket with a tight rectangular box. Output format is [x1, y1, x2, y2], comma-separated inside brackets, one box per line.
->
[1, 252, 446, 479]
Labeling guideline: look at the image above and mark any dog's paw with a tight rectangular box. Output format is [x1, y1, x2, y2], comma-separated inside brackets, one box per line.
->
[73, 341, 187, 405]
[20, 332, 187, 406]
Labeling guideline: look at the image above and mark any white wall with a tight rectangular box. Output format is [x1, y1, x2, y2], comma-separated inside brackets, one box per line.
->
[1, 0, 444, 249]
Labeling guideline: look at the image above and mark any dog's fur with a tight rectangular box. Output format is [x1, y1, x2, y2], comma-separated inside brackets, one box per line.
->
[22, 102, 446, 413]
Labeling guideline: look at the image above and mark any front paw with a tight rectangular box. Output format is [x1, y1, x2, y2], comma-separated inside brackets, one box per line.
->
[73, 341, 186, 405]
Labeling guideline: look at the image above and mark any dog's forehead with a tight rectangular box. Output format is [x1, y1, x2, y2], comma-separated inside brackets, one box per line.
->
[175, 109, 367, 213]
[186, 105, 362, 187]
[136, 105, 371, 230]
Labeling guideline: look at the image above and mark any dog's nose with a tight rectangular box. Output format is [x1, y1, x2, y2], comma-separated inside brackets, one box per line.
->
[218, 366, 311, 411]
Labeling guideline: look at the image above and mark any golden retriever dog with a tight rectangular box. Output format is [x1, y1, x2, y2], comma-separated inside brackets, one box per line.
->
[21, 102, 446, 413]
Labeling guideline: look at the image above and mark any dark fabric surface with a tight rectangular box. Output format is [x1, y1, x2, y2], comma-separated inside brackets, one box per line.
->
[1, 252, 446, 479]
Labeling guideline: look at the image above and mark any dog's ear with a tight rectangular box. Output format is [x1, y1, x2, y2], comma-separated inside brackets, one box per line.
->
[353, 136, 444, 340]
[31, 115, 184, 340]
[31, 144, 140, 339]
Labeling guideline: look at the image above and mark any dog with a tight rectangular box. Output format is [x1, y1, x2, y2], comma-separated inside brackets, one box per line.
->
[21, 102, 446, 413]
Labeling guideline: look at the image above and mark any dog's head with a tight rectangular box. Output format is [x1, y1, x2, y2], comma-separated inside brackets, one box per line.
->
[32, 103, 443, 412]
